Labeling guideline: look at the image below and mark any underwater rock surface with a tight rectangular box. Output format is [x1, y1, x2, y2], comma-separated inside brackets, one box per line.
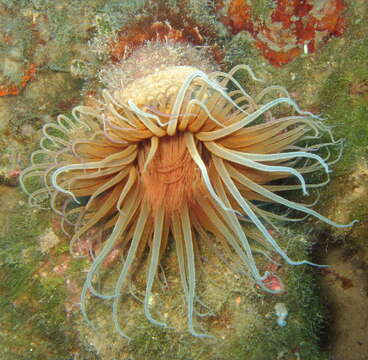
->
[0, 1, 367, 359]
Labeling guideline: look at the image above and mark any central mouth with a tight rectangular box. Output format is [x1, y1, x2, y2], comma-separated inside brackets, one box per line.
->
[138, 132, 206, 214]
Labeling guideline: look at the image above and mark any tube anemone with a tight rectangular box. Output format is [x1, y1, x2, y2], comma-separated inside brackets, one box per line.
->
[20, 61, 355, 340]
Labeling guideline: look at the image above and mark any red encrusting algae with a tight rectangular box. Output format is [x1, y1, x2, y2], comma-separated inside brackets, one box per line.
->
[108, 1, 225, 65]
[219, 0, 347, 67]
[0, 63, 37, 97]
[110, 20, 204, 62]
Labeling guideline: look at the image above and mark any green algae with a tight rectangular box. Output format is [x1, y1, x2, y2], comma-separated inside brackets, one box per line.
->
[98, 0, 147, 31]
[248, 0, 275, 22]
[0, 194, 100, 360]
[130, 322, 211, 360]
[318, 40, 368, 174]
[219, 227, 328, 360]
[0, 197, 69, 359]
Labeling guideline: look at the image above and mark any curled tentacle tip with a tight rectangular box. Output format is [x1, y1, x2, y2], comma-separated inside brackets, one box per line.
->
[192, 332, 215, 339]
[154, 321, 167, 328]
[309, 262, 329, 268]
[338, 219, 359, 228]
[259, 271, 271, 281]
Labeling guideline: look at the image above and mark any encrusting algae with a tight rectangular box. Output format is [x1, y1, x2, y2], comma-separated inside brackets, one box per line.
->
[20, 41, 355, 340]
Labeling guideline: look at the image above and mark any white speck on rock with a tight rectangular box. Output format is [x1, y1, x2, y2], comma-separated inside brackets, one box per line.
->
[275, 302, 288, 327]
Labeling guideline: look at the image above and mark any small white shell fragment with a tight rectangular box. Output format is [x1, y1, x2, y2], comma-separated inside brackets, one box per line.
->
[275, 302, 288, 327]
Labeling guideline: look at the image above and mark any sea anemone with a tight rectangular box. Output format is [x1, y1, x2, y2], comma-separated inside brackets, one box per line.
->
[20, 43, 354, 340]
